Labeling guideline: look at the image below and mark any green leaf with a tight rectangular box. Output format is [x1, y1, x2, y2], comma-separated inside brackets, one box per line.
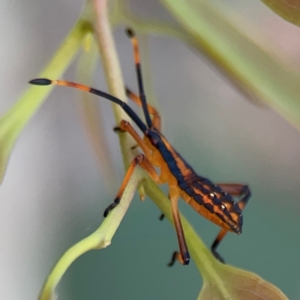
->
[262, 0, 300, 27]
[0, 19, 90, 183]
[160, 0, 300, 130]
[198, 263, 288, 299]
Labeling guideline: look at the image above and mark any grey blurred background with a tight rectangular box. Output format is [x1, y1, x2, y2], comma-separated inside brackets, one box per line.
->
[1, 0, 300, 299]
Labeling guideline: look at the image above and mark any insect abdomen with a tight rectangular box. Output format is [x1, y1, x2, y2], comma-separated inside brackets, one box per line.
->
[179, 177, 242, 234]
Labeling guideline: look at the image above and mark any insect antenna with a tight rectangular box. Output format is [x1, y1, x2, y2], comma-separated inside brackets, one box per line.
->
[126, 28, 153, 129]
[29, 78, 148, 134]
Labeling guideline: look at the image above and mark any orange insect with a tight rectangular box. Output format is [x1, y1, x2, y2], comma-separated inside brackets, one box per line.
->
[30, 28, 251, 266]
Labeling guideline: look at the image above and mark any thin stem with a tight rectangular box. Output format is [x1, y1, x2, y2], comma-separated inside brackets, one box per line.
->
[92, 1, 126, 121]
[92, 0, 136, 170]
[39, 170, 142, 300]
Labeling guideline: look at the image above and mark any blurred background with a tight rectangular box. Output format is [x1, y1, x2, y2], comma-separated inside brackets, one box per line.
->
[1, 0, 300, 299]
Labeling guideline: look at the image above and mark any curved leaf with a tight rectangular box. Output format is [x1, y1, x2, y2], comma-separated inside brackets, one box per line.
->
[160, 0, 300, 130]
[198, 263, 288, 300]
[262, 0, 300, 27]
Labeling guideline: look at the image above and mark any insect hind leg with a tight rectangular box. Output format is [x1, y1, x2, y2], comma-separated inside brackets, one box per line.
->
[211, 184, 251, 263]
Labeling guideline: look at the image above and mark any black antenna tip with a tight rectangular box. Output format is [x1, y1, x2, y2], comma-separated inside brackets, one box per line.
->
[125, 28, 135, 38]
[29, 78, 52, 86]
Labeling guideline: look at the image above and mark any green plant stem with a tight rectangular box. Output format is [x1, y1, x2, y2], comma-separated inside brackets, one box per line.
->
[39, 170, 142, 300]
[91, 0, 135, 168]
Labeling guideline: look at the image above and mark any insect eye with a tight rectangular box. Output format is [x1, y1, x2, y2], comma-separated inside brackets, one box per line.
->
[209, 192, 215, 198]
[221, 204, 226, 210]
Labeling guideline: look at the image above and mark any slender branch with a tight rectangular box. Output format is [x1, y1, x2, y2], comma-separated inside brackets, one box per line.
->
[92, 1, 127, 121]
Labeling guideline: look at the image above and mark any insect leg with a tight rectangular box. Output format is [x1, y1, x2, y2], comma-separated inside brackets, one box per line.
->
[168, 251, 185, 267]
[126, 87, 161, 131]
[114, 119, 168, 205]
[217, 183, 251, 212]
[211, 184, 251, 262]
[167, 187, 190, 266]
[117, 119, 169, 185]
[103, 153, 160, 217]
[211, 228, 227, 263]
[115, 120, 152, 157]
[159, 213, 165, 221]
[159, 191, 171, 221]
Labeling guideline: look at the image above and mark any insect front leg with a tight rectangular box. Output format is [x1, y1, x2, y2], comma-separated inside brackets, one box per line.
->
[103, 153, 160, 217]
[211, 184, 251, 263]
[114, 120, 152, 157]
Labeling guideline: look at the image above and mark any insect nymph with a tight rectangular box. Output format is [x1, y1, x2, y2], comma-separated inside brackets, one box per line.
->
[30, 28, 251, 266]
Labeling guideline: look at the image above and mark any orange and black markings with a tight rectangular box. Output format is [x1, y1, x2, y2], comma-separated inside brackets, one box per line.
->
[29, 28, 251, 266]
